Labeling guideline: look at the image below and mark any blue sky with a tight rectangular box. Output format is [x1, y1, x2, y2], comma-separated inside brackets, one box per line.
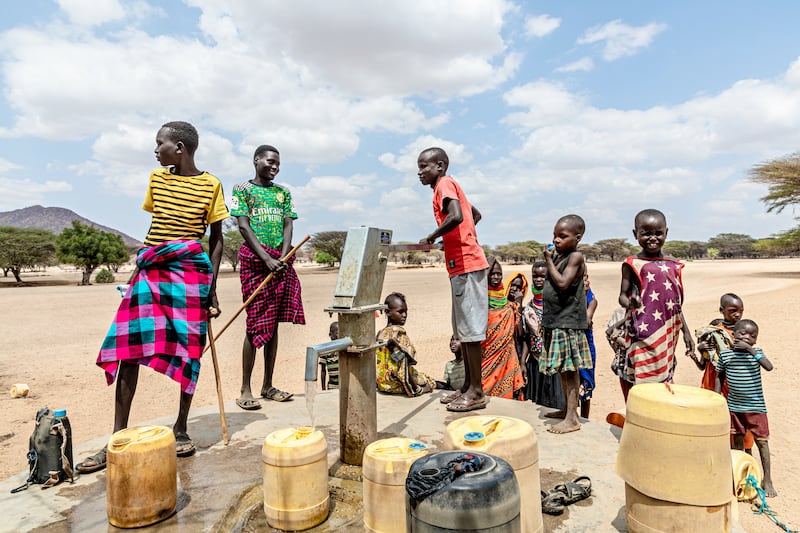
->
[2, 0, 800, 246]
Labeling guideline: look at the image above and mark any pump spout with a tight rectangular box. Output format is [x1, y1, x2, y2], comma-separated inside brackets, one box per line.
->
[304, 337, 353, 382]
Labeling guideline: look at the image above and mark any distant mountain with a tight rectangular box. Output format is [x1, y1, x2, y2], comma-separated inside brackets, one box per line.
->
[0, 205, 142, 248]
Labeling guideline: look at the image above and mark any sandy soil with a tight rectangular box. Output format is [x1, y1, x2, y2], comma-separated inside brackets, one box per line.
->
[1, 259, 798, 531]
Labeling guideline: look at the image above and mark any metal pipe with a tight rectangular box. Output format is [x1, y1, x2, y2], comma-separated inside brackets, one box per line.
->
[304, 337, 353, 382]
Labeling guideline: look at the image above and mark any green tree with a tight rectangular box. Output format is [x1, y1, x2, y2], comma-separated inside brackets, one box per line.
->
[579, 244, 601, 262]
[662, 240, 690, 259]
[707, 247, 720, 259]
[494, 240, 542, 263]
[56, 221, 129, 285]
[0, 227, 57, 283]
[595, 238, 631, 261]
[706, 233, 755, 258]
[750, 153, 800, 251]
[315, 251, 337, 266]
[222, 229, 244, 271]
[687, 241, 708, 259]
[749, 153, 800, 213]
[310, 231, 347, 265]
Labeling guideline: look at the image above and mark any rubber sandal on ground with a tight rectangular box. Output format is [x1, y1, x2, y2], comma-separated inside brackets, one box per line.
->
[551, 476, 591, 505]
[76, 447, 108, 474]
[263, 387, 293, 402]
[175, 436, 196, 458]
[446, 396, 487, 412]
[606, 412, 625, 428]
[235, 397, 262, 411]
[541, 490, 565, 515]
[440, 391, 462, 404]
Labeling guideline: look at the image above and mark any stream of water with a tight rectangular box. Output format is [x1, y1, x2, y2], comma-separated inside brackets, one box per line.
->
[304, 380, 316, 427]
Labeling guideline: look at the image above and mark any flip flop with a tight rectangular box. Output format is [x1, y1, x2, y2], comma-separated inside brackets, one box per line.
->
[541, 490, 565, 515]
[175, 436, 196, 458]
[236, 397, 262, 411]
[440, 391, 463, 404]
[263, 387, 293, 402]
[550, 476, 591, 505]
[606, 412, 625, 428]
[76, 447, 107, 474]
[446, 396, 487, 412]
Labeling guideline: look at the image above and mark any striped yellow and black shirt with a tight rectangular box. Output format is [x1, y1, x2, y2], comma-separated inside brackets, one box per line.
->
[142, 168, 229, 247]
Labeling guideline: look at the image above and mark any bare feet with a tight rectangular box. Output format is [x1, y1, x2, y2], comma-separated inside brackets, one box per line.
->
[547, 420, 581, 434]
[763, 481, 778, 498]
[545, 410, 566, 419]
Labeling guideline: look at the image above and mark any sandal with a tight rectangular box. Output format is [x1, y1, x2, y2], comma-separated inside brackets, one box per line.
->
[541, 490, 565, 515]
[446, 396, 487, 412]
[550, 476, 592, 505]
[76, 447, 108, 474]
[236, 397, 262, 411]
[175, 436, 196, 458]
[263, 387, 293, 402]
[440, 390, 462, 404]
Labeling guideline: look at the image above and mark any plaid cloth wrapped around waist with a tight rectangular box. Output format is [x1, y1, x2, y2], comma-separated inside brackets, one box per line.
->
[96, 240, 212, 394]
[239, 243, 305, 349]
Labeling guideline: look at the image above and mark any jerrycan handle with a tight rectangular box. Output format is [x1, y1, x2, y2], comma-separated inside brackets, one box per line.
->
[109, 427, 165, 452]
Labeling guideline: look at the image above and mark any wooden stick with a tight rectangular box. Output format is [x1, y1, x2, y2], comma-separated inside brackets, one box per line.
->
[206, 311, 229, 445]
[202, 235, 310, 353]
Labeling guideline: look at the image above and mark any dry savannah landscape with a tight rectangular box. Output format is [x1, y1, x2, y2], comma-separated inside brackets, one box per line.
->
[1, 258, 799, 532]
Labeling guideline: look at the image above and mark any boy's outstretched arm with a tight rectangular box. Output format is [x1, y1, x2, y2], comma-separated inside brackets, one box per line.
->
[208, 220, 224, 314]
[679, 311, 696, 355]
[471, 205, 482, 225]
[753, 347, 774, 371]
[543, 247, 584, 291]
[587, 295, 598, 328]
[618, 264, 641, 309]
[421, 198, 463, 244]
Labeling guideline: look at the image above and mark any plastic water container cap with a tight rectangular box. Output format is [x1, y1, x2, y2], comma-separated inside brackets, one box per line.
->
[53, 409, 66, 418]
[464, 431, 485, 442]
[408, 442, 427, 450]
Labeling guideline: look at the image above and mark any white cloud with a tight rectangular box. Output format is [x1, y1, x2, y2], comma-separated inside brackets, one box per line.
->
[189, 0, 520, 98]
[56, 0, 125, 26]
[525, 14, 561, 38]
[577, 20, 667, 61]
[479, 57, 800, 240]
[379, 135, 471, 176]
[555, 57, 594, 73]
[0, 158, 22, 173]
[0, 178, 72, 211]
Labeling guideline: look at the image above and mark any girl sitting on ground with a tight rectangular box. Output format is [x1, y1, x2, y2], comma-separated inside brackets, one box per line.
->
[376, 292, 435, 396]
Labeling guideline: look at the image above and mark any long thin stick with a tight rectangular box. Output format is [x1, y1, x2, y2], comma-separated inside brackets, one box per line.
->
[206, 313, 229, 444]
[202, 235, 310, 353]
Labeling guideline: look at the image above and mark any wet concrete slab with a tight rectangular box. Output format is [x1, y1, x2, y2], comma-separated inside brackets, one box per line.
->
[0, 390, 741, 532]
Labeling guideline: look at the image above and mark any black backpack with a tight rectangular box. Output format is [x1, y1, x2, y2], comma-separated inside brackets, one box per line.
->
[11, 407, 74, 493]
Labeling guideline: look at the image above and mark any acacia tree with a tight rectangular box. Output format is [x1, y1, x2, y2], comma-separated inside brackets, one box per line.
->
[750, 153, 800, 249]
[56, 221, 129, 285]
[750, 153, 800, 213]
[310, 231, 347, 265]
[222, 229, 244, 271]
[0, 227, 57, 283]
[706, 233, 755, 258]
[595, 238, 631, 261]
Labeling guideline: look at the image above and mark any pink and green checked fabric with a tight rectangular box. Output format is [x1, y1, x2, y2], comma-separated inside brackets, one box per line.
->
[97, 240, 212, 394]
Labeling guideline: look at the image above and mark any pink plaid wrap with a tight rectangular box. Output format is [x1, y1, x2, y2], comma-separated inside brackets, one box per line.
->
[239, 243, 305, 348]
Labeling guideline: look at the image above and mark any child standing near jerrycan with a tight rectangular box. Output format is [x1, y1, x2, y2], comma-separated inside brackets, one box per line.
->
[618, 209, 694, 400]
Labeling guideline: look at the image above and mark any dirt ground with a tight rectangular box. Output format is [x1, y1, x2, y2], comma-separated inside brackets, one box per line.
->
[1, 259, 798, 532]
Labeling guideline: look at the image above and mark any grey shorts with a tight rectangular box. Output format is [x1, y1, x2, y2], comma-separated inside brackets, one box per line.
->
[450, 269, 488, 343]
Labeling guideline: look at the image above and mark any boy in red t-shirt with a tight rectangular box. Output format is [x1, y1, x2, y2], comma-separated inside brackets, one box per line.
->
[418, 147, 489, 412]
